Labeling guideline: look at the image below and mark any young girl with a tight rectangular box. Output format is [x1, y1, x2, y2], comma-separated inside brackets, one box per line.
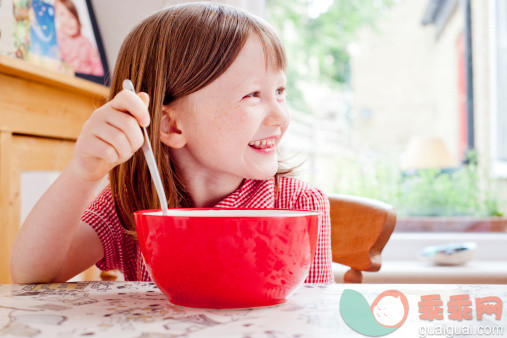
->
[10, 2, 333, 284]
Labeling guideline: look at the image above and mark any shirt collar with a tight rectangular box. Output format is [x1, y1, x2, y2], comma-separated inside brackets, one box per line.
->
[213, 178, 276, 208]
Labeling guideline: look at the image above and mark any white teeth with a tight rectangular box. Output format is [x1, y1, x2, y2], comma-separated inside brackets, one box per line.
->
[249, 138, 275, 149]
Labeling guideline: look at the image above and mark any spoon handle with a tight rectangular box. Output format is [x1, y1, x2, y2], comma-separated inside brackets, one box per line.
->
[122, 80, 169, 215]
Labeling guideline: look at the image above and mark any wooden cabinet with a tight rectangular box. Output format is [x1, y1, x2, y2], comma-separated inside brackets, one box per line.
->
[0, 55, 109, 283]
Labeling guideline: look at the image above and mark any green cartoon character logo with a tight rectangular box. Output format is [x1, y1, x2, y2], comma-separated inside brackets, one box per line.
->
[340, 289, 409, 336]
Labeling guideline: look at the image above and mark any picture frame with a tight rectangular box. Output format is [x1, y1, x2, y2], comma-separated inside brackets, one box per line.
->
[54, 0, 109, 85]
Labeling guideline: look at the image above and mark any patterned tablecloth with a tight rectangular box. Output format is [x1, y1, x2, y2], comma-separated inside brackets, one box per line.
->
[0, 282, 506, 337]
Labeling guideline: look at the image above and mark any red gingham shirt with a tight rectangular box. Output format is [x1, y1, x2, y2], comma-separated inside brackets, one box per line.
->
[82, 176, 333, 283]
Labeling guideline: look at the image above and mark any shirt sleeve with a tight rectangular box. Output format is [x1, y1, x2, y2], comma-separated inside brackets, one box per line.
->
[294, 186, 334, 284]
[80, 185, 127, 272]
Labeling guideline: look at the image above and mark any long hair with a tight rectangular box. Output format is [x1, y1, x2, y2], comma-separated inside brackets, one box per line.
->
[109, 2, 288, 236]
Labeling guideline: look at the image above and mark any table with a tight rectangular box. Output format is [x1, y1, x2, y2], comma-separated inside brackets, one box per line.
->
[0, 282, 506, 337]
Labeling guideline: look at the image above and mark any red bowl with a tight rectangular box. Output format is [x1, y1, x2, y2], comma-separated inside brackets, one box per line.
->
[134, 208, 319, 309]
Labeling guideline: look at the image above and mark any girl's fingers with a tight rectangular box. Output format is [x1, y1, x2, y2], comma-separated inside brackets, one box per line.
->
[91, 123, 133, 162]
[138, 92, 150, 107]
[104, 110, 145, 151]
[83, 136, 118, 164]
[109, 90, 151, 127]
[73, 90, 151, 178]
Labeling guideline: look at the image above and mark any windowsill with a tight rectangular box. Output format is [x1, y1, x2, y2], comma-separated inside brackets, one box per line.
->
[333, 232, 507, 284]
[333, 261, 507, 284]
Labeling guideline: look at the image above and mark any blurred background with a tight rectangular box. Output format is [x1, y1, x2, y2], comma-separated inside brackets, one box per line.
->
[93, 0, 507, 222]
[7, 0, 507, 223]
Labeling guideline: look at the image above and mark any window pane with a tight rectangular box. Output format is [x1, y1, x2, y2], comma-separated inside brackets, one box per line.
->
[496, 0, 507, 161]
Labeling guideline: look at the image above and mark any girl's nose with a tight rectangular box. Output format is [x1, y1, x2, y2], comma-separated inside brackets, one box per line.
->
[264, 99, 289, 128]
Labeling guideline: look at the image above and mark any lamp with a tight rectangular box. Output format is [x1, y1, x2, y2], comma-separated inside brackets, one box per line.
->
[400, 136, 458, 170]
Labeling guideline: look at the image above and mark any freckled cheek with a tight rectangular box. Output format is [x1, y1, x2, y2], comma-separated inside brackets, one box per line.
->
[212, 107, 248, 133]
[210, 105, 230, 131]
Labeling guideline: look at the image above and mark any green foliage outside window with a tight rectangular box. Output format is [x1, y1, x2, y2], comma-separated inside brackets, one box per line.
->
[335, 151, 504, 217]
[266, 0, 396, 114]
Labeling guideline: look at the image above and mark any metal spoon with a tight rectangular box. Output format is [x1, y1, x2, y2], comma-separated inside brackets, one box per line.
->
[123, 79, 169, 215]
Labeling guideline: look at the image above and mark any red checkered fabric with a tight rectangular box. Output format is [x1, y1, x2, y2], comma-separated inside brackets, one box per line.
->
[81, 176, 333, 283]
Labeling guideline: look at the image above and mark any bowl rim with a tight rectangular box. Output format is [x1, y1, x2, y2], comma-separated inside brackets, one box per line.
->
[134, 207, 321, 217]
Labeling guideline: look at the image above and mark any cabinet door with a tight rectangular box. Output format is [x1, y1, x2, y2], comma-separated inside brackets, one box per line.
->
[0, 133, 100, 282]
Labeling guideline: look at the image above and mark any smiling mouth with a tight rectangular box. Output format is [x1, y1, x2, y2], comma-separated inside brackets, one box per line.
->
[248, 138, 275, 150]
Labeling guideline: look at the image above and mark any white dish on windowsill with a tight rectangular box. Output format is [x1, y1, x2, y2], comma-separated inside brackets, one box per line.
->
[419, 242, 477, 266]
[333, 233, 507, 284]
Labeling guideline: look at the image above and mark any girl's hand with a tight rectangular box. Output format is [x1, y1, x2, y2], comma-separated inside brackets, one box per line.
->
[71, 90, 151, 182]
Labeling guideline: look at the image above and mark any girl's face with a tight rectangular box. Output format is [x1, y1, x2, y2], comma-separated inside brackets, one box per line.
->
[164, 34, 289, 183]
[55, 2, 79, 37]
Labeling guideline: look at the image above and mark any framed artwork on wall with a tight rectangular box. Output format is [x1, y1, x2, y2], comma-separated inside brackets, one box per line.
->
[54, 0, 109, 85]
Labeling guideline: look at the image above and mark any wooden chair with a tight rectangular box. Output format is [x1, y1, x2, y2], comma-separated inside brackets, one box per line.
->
[99, 270, 119, 281]
[328, 194, 396, 283]
[100, 194, 396, 283]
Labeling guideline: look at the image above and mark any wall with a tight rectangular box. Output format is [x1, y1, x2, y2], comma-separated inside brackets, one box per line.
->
[349, 0, 464, 160]
[431, 3, 463, 159]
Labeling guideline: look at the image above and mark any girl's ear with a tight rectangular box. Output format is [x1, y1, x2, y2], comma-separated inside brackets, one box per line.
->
[159, 105, 187, 148]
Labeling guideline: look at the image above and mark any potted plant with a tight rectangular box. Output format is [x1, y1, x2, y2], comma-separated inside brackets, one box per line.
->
[395, 156, 506, 232]
[335, 151, 507, 232]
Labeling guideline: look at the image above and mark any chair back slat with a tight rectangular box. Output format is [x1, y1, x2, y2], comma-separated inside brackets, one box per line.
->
[328, 194, 396, 282]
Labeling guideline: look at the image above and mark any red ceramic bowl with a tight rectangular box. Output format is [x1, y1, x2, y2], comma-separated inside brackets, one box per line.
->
[134, 208, 319, 309]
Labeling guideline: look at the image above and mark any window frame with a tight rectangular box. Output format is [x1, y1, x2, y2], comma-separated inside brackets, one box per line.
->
[490, 0, 507, 178]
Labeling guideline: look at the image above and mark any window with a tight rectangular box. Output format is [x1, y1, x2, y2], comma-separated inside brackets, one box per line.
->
[491, 0, 507, 177]
[267, 0, 506, 230]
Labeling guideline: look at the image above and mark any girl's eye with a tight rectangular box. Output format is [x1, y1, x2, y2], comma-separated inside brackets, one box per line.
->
[276, 87, 286, 96]
[243, 91, 260, 99]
